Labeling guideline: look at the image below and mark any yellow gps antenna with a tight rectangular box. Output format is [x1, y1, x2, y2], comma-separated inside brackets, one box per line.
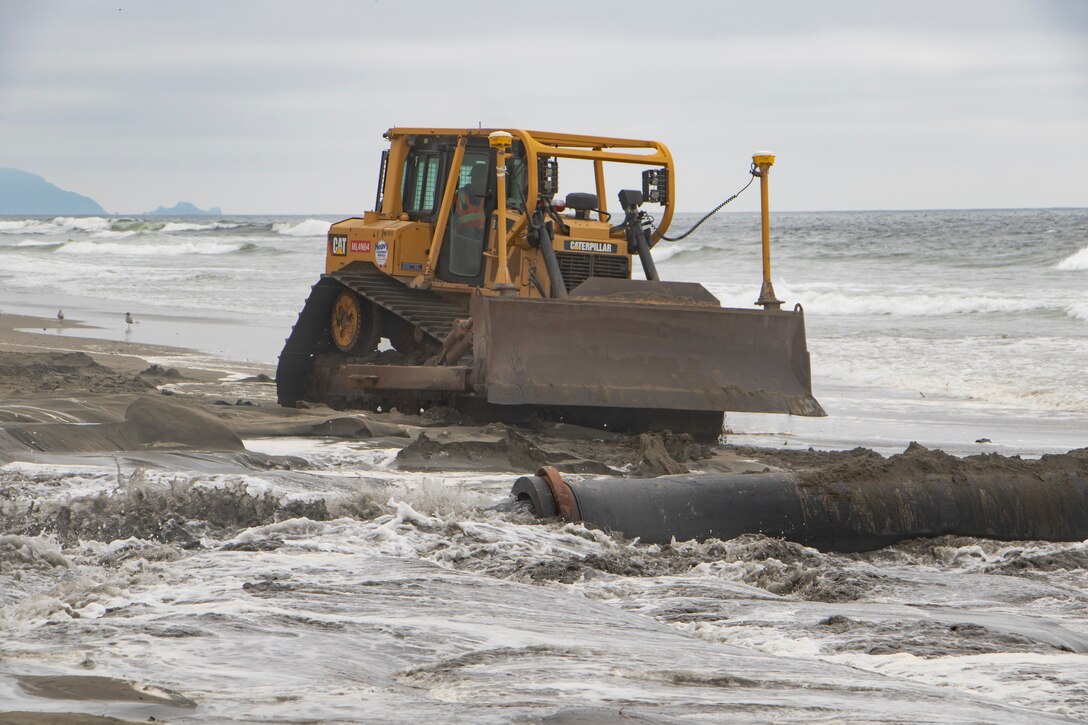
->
[752, 151, 783, 311]
[489, 130, 515, 295]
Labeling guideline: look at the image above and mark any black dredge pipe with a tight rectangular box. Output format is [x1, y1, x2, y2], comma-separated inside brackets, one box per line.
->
[512, 462, 1088, 553]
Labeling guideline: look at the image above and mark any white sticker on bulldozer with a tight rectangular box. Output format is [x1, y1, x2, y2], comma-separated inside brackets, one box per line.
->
[375, 241, 388, 267]
[565, 240, 618, 254]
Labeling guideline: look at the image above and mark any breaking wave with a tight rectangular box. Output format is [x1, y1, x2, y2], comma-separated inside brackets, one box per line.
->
[273, 219, 332, 237]
[813, 334, 1088, 412]
[13, 240, 63, 249]
[0, 217, 109, 234]
[0, 218, 247, 237]
[652, 244, 716, 263]
[160, 221, 243, 233]
[1056, 245, 1088, 271]
[91, 229, 138, 240]
[0, 220, 50, 234]
[1067, 302, 1088, 322]
[786, 290, 1047, 317]
[56, 240, 258, 256]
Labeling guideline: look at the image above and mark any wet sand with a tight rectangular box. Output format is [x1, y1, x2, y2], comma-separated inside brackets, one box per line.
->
[1, 310, 1085, 498]
[0, 311, 761, 476]
[1, 313, 1086, 720]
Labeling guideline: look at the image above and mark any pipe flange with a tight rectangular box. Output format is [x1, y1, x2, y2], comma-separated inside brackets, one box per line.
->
[538, 465, 580, 521]
[510, 475, 557, 518]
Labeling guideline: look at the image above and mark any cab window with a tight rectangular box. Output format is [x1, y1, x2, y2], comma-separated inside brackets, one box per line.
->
[402, 152, 441, 215]
[506, 154, 527, 209]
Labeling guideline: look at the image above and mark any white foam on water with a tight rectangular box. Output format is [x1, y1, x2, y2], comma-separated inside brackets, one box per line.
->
[12, 239, 62, 247]
[794, 289, 1046, 317]
[813, 335, 1088, 414]
[161, 221, 243, 232]
[0, 220, 62, 234]
[56, 240, 248, 256]
[90, 229, 138, 240]
[0, 220, 29, 232]
[650, 244, 716, 263]
[0, 217, 110, 234]
[50, 216, 112, 232]
[1, 431, 1086, 721]
[1068, 301, 1088, 322]
[0, 534, 73, 570]
[273, 218, 332, 237]
[1056, 245, 1088, 271]
[827, 651, 1088, 717]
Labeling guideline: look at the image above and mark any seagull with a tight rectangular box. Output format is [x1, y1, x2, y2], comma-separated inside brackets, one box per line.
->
[57, 309, 64, 321]
[125, 312, 134, 325]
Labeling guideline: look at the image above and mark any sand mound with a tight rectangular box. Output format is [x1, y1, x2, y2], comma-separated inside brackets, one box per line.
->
[222, 411, 409, 439]
[16, 675, 195, 708]
[633, 433, 689, 477]
[0, 713, 139, 724]
[395, 425, 714, 475]
[799, 442, 1088, 490]
[0, 352, 151, 396]
[0, 394, 244, 457]
[121, 395, 244, 450]
[396, 425, 619, 474]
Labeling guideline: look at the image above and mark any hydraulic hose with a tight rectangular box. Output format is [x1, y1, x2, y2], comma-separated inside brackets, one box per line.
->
[661, 174, 756, 242]
[530, 207, 568, 298]
[631, 217, 659, 281]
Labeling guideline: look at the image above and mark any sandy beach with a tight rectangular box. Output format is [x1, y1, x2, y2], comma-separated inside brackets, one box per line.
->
[2, 312, 1087, 722]
[5, 308, 1083, 487]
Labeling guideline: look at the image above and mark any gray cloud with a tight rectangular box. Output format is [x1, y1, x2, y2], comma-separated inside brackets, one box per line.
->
[1, 0, 1085, 213]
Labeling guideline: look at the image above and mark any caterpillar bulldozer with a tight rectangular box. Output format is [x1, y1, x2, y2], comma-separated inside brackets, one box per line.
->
[277, 128, 824, 441]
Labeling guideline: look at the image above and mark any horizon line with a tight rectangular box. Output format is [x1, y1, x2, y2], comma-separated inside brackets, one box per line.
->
[2, 205, 1086, 218]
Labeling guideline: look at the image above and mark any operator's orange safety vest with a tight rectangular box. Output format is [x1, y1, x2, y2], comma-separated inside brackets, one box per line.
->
[456, 189, 486, 230]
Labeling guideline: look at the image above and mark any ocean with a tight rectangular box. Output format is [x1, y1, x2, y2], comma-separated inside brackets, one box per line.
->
[1, 208, 1085, 455]
[1, 209, 1087, 722]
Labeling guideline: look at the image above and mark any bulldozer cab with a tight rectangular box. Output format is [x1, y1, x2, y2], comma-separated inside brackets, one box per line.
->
[442, 151, 490, 283]
[431, 140, 528, 286]
[359, 129, 676, 294]
[282, 128, 824, 440]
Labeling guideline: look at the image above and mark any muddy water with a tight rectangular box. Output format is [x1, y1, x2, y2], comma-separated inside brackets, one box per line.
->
[2, 437, 1086, 723]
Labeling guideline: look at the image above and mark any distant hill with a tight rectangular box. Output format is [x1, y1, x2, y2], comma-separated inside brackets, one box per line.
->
[146, 201, 222, 216]
[0, 167, 107, 215]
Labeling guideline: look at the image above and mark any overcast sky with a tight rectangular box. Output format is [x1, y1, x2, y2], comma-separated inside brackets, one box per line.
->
[1, 0, 1085, 214]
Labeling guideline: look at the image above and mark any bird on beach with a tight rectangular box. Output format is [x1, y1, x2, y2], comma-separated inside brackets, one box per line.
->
[125, 312, 133, 325]
[57, 309, 64, 321]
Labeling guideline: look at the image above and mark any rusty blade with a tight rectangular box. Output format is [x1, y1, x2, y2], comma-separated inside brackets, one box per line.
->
[471, 284, 825, 417]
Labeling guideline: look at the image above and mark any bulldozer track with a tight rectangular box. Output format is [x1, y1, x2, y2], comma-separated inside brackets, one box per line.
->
[331, 262, 467, 343]
[276, 261, 469, 408]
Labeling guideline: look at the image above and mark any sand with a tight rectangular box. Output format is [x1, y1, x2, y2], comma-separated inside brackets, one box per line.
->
[2, 310, 1085, 482]
[0, 675, 194, 725]
[0, 311, 738, 475]
[2, 312, 1086, 718]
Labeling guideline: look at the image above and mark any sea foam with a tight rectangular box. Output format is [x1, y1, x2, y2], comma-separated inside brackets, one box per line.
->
[792, 290, 1045, 317]
[57, 240, 250, 256]
[273, 219, 332, 237]
[1068, 302, 1088, 322]
[91, 230, 138, 240]
[161, 221, 242, 233]
[13, 239, 62, 248]
[1056, 245, 1088, 271]
[0, 217, 111, 234]
[50, 216, 111, 232]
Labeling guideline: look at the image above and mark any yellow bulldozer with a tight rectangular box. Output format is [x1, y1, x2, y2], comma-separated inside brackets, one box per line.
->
[277, 127, 824, 440]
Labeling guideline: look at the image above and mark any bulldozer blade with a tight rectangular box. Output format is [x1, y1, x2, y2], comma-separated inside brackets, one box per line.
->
[471, 281, 825, 418]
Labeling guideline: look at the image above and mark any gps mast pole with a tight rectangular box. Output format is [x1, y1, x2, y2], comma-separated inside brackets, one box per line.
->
[489, 131, 516, 296]
[753, 152, 783, 311]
